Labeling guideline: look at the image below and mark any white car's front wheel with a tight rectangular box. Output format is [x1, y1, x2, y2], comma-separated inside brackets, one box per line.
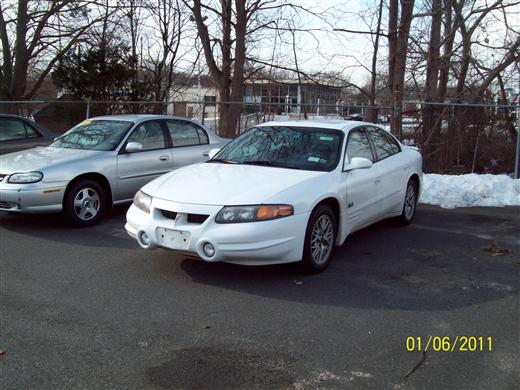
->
[302, 204, 336, 273]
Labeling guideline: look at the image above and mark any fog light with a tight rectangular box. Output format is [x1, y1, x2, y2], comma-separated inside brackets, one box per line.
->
[139, 231, 151, 247]
[203, 242, 215, 257]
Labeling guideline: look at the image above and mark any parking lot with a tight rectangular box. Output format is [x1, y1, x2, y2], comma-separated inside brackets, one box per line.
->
[0, 204, 518, 389]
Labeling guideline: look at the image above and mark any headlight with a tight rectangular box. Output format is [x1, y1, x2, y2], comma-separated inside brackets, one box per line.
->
[7, 171, 43, 184]
[133, 190, 152, 213]
[215, 204, 293, 223]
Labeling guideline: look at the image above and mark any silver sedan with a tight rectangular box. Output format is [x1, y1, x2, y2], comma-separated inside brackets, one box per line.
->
[0, 115, 228, 226]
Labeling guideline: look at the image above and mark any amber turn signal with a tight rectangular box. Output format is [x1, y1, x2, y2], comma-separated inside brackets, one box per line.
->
[256, 205, 294, 220]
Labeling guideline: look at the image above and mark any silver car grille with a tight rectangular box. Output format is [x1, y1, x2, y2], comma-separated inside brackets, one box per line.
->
[0, 201, 17, 209]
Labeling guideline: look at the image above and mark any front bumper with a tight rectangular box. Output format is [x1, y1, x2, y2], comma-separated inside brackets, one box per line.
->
[125, 197, 310, 265]
[0, 180, 67, 213]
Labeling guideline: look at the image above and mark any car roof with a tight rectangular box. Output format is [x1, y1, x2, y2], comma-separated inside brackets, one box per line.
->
[89, 114, 200, 124]
[255, 119, 378, 132]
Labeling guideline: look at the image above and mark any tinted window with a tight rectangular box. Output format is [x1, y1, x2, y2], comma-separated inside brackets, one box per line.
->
[197, 127, 209, 144]
[167, 120, 208, 147]
[212, 126, 343, 172]
[127, 121, 167, 151]
[367, 127, 400, 161]
[346, 130, 374, 162]
[24, 123, 39, 138]
[52, 120, 133, 151]
[0, 118, 39, 141]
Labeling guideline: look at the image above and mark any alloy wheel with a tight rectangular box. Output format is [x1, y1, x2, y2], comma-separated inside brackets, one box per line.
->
[310, 214, 334, 265]
[73, 187, 101, 221]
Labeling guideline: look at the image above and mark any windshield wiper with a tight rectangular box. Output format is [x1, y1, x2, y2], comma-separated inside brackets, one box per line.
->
[206, 158, 239, 164]
[241, 160, 302, 169]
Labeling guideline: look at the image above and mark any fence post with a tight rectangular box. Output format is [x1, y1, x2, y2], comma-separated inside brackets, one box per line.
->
[201, 101, 206, 125]
[85, 98, 91, 119]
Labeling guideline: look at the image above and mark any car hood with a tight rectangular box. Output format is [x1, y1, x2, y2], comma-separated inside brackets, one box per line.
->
[145, 162, 325, 205]
[0, 146, 104, 173]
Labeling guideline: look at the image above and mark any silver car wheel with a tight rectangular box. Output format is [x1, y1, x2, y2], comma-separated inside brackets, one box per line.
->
[310, 214, 334, 265]
[404, 183, 416, 220]
[73, 187, 100, 221]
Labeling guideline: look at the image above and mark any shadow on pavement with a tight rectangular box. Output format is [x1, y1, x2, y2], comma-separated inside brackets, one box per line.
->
[177, 206, 519, 311]
[0, 204, 132, 249]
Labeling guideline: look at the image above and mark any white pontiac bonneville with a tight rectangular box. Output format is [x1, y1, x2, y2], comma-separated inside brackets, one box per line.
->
[125, 120, 422, 272]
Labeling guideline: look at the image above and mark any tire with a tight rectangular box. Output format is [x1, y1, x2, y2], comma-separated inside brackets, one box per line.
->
[64, 179, 106, 227]
[301, 205, 337, 273]
[399, 179, 418, 225]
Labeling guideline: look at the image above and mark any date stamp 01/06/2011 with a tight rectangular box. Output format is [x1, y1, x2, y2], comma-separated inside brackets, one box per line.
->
[405, 336, 493, 352]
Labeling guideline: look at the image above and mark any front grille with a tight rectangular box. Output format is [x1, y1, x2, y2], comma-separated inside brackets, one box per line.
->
[158, 209, 209, 225]
[187, 213, 209, 224]
[160, 209, 177, 220]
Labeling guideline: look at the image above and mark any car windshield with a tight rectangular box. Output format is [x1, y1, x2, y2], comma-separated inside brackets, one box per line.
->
[51, 119, 133, 151]
[210, 126, 344, 171]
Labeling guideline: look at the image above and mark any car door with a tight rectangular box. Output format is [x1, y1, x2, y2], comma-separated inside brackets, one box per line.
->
[116, 120, 173, 200]
[0, 117, 44, 155]
[343, 127, 383, 231]
[165, 119, 212, 168]
[366, 126, 407, 215]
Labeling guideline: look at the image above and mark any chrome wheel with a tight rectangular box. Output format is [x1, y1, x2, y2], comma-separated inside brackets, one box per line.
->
[73, 187, 100, 221]
[404, 183, 416, 220]
[310, 214, 334, 265]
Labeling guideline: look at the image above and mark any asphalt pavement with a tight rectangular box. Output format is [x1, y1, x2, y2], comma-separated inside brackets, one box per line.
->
[0, 204, 519, 389]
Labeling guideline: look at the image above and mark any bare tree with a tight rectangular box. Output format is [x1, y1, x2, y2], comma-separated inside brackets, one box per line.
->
[142, 0, 191, 103]
[0, 0, 102, 102]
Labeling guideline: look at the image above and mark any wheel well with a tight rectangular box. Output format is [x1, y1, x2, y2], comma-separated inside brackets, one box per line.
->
[409, 174, 420, 196]
[315, 197, 340, 229]
[64, 173, 113, 206]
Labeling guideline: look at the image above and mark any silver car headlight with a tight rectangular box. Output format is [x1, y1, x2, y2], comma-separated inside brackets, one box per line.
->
[215, 204, 294, 223]
[133, 190, 152, 213]
[8, 171, 43, 184]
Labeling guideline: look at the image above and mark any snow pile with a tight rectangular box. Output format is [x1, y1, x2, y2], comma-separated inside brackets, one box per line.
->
[420, 174, 520, 208]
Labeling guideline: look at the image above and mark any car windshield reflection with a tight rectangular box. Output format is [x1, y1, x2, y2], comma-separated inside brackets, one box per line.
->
[210, 126, 344, 172]
[51, 119, 133, 151]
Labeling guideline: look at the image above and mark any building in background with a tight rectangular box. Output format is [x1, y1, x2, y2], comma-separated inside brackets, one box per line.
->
[168, 77, 345, 119]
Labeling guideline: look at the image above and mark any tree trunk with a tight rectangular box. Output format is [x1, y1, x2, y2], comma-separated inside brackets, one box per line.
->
[422, 0, 442, 170]
[366, 0, 384, 124]
[388, 0, 414, 139]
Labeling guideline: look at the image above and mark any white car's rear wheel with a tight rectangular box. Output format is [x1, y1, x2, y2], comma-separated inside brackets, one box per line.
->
[399, 179, 418, 225]
[64, 180, 106, 227]
[302, 205, 336, 272]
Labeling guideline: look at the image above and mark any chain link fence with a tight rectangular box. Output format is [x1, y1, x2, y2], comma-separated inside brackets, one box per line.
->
[0, 99, 518, 175]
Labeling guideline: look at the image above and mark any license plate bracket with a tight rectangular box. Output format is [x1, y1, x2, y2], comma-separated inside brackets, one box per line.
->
[157, 227, 191, 250]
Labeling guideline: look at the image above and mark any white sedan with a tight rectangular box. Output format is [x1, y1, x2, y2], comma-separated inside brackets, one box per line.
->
[125, 120, 422, 272]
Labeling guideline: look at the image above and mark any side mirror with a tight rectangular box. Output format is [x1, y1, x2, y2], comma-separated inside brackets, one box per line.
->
[125, 142, 142, 153]
[208, 148, 221, 159]
[344, 157, 373, 171]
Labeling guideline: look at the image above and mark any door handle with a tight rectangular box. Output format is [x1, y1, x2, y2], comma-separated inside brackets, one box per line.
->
[375, 176, 382, 184]
[159, 155, 169, 161]
[202, 151, 209, 157]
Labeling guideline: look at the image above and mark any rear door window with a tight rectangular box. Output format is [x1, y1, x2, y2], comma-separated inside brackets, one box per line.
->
[367, 127, 400, 161]
[166, 120, 209, 147]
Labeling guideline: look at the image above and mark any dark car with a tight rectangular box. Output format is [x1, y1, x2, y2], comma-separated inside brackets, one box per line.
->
[0, 114, 56, 155]
[346, 113, 364, 121]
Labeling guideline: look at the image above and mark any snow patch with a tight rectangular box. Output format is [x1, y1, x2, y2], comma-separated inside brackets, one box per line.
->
[420, 174, 520, 208]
